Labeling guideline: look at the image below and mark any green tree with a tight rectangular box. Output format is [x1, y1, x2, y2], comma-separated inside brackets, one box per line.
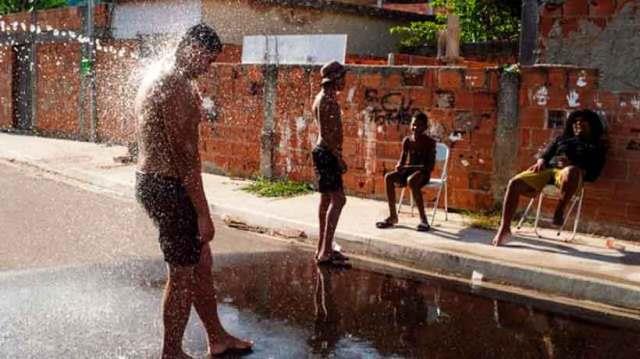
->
[0, 0, 68, 15]
[391, 0, 521, 51]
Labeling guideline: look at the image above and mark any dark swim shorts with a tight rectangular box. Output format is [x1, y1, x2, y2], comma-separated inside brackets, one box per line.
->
[312, 145, 344, 193]
[135, 171, 201, 266]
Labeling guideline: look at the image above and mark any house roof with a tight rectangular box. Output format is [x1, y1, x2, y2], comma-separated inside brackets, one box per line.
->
[115, 0, 435, 22]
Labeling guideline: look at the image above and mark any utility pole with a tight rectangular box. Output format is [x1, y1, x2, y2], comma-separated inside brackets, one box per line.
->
[29, 0, 38, 130]
[80, 0, 97, 141]
[519, 0, 539, 65]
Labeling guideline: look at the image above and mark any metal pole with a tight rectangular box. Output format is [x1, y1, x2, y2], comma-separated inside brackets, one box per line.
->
[29, 0, 38, 130]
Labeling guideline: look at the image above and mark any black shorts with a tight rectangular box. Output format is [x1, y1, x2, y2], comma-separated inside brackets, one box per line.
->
[135, 171, 201, 266]
[391, 168, 430, 188]
[312, 145, 343, 193]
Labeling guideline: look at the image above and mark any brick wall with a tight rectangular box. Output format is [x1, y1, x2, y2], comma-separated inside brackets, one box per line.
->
[518, 65, 640, 232]
[193, 64, 500, 211]
[36, 43, 81, 137]
[0, 46, 12, 129]
[538, 0, 640, 92]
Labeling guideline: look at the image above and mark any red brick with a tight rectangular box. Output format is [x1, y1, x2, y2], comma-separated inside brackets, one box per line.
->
[589, 0, 617, 16]
[563, 0, 590, 16]
[385, 73, 403, 88]
[539, 16, 558, 38]
[559, 17, 581, 35]
[361, 73, 383, 88]
[547, 68, 568, 89]
[520, 107, 547, 129]
[437, 69, 463, 90]
[464, 69, 486, 89]
[521, 69, 548, 88]
[542, 3, 563, 17]
[627, 204, 640, 223]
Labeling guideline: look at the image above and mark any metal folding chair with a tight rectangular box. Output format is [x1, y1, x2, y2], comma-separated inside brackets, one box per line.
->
[516, 184, 585, 242]
[397, 142, 450, 224]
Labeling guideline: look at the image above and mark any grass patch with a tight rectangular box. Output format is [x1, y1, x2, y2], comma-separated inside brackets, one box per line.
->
[241, 177, 314, 198]
[463, 210, 502, 231]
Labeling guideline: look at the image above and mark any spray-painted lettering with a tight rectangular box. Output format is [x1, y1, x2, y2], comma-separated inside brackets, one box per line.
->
[363, 88, 418, 125]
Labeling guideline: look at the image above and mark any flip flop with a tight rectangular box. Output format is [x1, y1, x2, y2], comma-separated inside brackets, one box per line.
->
[330, 251, 349, 261]
[417, 222, 431, 232]
[376, 218, 396, 229]
[208, 342, 254, 357]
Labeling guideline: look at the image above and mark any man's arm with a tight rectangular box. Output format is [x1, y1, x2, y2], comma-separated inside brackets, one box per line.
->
[422, 138, 436, 175]
[396, 137, 409, 170]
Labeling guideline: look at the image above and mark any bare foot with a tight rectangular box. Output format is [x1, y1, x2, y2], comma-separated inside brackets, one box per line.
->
[552, 209, 564, 226]
[492, 230, 512, 247]
[208, 335, 253, 357]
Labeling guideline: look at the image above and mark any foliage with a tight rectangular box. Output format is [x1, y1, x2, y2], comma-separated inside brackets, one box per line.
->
[242, 176, 314, 198]
[0, 0, 68, 15]
[390, 0, 521, 51]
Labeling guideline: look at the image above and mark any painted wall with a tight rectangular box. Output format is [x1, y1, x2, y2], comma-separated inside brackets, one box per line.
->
[0, 46, 13, 129]
[201, 0, 406, 56]
[538, 0, 640, 92]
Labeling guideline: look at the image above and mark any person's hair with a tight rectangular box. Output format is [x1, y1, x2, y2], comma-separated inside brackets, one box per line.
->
[178, 23, 222, 53]
[412, 112, 429, 126]
[563, 109, 604, 141]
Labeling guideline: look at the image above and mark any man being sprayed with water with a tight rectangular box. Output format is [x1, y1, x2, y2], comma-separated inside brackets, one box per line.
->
[134, 24, 252, 358]
[312, 61, 350, 266]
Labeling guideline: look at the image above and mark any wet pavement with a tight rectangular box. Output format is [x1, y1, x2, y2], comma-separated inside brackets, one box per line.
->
[2, 162, 640, 358]
[3, 251, 640, 358]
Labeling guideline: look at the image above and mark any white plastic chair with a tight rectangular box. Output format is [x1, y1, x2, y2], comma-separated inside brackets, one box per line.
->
[516, 184, 585, 242]
[397, 142, 450, 224]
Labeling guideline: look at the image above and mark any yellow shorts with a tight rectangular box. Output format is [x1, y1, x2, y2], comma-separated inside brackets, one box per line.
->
[513, 168, 565, 193]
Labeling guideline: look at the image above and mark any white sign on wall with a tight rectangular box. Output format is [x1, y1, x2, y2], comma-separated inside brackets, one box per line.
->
[241, 34, 347, 65]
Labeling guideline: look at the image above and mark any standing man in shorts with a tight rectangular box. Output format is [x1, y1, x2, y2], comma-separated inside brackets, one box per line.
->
[312, 61, 349, 265]
[135, 24, 252, 358]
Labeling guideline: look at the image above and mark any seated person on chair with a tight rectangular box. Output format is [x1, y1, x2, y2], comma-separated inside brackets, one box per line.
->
[376, 112, 436, 232]
[492, 109, 606, 246]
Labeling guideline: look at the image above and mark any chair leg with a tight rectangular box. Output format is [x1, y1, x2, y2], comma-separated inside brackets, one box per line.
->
[410, 189, 415, 217]
[444, 182, 448, 221]
[534, 193, 544, 238]
[431, 185, 443, 225]
[516, 198, 535, 230]
[569, 189, 584, 242]
[557, 196, 578, 237]
[397, 187, 405, 214]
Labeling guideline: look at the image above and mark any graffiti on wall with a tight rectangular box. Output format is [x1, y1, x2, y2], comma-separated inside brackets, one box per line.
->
[363, 88, 419, 125]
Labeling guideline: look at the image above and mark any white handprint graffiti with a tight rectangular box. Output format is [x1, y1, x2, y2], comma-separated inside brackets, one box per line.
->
[567, 90, 580, 108]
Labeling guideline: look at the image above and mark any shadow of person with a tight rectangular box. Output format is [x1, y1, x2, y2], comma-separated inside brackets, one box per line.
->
[307, 265, 346, 356]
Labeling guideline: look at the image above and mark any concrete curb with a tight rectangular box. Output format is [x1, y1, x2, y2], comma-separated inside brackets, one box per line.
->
[212, 203, 640, 313]
[3, 156, 640, 315]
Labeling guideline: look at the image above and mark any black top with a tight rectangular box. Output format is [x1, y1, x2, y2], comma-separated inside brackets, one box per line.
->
[402, 135, 436, 175]
[538, 135, 606, 182]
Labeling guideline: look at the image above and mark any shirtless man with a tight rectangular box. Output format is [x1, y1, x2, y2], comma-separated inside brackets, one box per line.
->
[134, 24, 252, 358]
[311, 61, 349, 265]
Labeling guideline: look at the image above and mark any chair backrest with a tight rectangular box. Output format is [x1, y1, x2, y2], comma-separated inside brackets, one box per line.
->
[435, 142, 450, 180]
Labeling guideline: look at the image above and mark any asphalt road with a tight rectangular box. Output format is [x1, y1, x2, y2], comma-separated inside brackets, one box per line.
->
[0, 162, 308, 358]
[2, 162, 640, 359]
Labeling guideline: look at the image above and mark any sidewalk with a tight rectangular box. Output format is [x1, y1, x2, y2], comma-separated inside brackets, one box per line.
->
[1, 132, 639, 315]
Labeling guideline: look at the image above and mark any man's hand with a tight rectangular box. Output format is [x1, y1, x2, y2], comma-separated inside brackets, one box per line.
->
[528, 159, 545, 173]
[339, 157, 348, 174]
[197, 214, 215, 244]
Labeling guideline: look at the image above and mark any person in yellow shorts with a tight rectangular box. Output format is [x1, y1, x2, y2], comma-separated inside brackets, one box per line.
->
[493, 110, 606, 246]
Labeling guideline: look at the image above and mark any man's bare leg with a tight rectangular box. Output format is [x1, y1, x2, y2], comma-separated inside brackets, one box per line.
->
[493, 178, 537, 246]
[384, 172, 401, 224]
[162, 265, 195, 359]
[316, 194, 331, 259]
[553, 166, 581, 226]
[192, 245, 252, 356]
[408, 173, 429, 224]
[318, 190, 346, 261]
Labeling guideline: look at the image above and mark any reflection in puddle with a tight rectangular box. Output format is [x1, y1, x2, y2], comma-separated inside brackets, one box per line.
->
[213, 251, 640, 358]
